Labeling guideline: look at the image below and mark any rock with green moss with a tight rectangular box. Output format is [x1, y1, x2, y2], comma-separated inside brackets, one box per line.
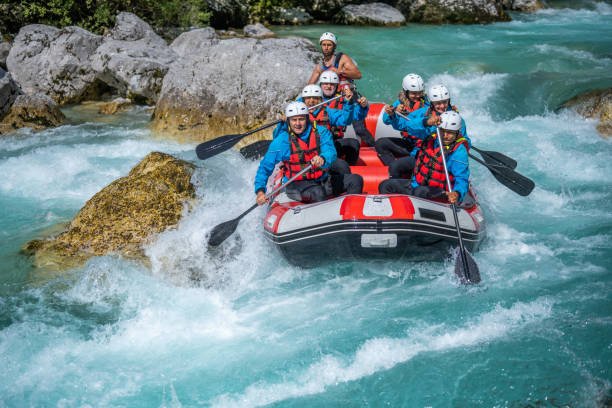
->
[0, 94, 65, 134]
[22, 152, 196, 270]
[564, 88, 612, 137]
[396, 0, 510, 24]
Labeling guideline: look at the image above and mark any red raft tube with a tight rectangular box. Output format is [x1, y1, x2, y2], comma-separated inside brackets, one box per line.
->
[262, 103, 486, 267]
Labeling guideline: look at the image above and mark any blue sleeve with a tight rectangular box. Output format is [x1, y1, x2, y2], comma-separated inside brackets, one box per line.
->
[382, 100, 401, 125]
[447, 145, 470, 201]
[317, 126, 337, 169]
[272, 121, 288, 139]
[398, 107, 431, 139]
[326, 103, 353, 127]
[354, 103, 369, 121]
[254, 137, 289, 194]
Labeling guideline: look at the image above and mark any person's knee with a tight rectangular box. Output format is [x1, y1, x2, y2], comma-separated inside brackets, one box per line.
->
[378, 179, 394, 194]
[345, 174, 363, 194]
[303, 186, 326, 203]
[375, 138, 390, 153]
[330, 158, 351, 175]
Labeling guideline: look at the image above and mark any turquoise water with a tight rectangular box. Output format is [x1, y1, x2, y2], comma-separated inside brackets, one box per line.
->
[1, 3, 612, 406]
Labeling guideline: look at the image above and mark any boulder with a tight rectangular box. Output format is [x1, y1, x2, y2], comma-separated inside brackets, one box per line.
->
[0, 68, 21, 119]
[0, 41, 9, 70]
[151, 37, 318, 142]
[501, 0, 543, 11]
[7, 25, 105, 104]
[396, 0, 510, 24]
[564, 88, 612, 137]
[218, 30, 241, 37]
[22, 152, 196, 269]
[243, 23, 276, 39]
[270, 7, 313, 25]
[98, 97, 133, 115]
[335, 3, 406, 26]
[91, 12, 178, 104]
[0, 94, 65, 134]
[170, 27, 219, 57]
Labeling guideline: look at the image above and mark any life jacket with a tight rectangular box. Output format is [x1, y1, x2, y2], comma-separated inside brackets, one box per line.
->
[319, 52, 354, 91]
[317, 95, 346, 139]
[398, 97, 427, 146]
[283, 123, 324, 181]
[413, 134, 468, 191]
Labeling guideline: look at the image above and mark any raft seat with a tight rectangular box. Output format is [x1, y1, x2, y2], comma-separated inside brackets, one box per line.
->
[350, 165, 388, 194]
[354, 147, 384, 167]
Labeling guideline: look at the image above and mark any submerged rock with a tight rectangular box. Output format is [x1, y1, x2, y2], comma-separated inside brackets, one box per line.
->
[98, 97, 133, 115]
[0, 68, 21, 119]
[91, 12, 177, 104]
[397, 0, 510, 24]
[243, 23, 276, 39]
[7, 25, 105, 104]
[336, 3, 406, 26]
[0, 94, 65, 134]
[152, 37, 318, 142]
[22, 152, 196, 269]
[501, 0, 543, 11]
[564, 88, 612, 137]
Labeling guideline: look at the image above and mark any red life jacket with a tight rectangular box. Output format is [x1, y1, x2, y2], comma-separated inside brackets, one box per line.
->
[319, 52, 354, 91]
[399, 98, 426, 146]
[315, 96, 345, 139]
[414, 134, 468, 191]
[283, 123, 324, 181]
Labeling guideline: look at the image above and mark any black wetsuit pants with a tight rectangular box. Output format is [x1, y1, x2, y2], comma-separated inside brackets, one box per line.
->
[335, 138, 361, 166]
[378, 179, 445, 200]
[286, 174, 364, 203]
[375, 137, 414, 166]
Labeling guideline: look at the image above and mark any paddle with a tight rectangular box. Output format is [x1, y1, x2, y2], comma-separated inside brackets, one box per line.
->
[195, 96, 343, 160]
[472, 146, 517, 170]
[435, 127, 481, 285]
[468, 153, 534, 196]
[208, 164, 314, 247]
[240, 139, 273, 160]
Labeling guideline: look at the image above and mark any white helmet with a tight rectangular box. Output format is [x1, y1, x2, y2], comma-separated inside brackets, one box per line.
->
[301, 84, 323, 98]
[428, 84, 450, 102]
[402, 74, 425, 92]
[439, 111, 462, 132]
[319, 32, 337, 45]
[319, 71, 339, 85]
[285, 101, 309, 118]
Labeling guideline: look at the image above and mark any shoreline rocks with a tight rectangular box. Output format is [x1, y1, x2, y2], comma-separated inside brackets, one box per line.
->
[22, 152, 196, 270]
[336, 3, 406, 26]
[397, 0, 510, 24]
[243, 23, 276, 39]
[0, 68, 21, 120]
[0, 94, 65, 134]
[98, 97, 133, 115]
[564, 88, 612, 137]
[502, 0, 543, 11]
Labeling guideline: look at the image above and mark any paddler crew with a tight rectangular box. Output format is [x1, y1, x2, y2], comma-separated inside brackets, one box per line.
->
[378, 73, 430, 178]
[378, 111, 470, 204]
[255, 101, 363, 205]
[319, 71, 369, 166]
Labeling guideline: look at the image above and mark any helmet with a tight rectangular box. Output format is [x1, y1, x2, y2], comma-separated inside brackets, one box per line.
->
[428, 84, 450, 102]
[439, 111, 462, 132]
[402, 74, 424, 92]
[285, 101, 309, 118]
[319, 71, 339, 85]
[301, 84, 323, 98]
[319, 32, 337, 45]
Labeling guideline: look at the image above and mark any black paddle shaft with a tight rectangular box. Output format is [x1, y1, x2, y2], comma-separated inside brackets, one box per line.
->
[468, 153, 535, 196]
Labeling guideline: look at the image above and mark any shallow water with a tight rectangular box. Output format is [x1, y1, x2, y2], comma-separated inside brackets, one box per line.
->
[1, 3, 612, 407]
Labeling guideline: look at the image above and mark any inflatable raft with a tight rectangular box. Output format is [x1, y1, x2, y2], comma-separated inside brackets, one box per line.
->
[262, 103, 487, 266]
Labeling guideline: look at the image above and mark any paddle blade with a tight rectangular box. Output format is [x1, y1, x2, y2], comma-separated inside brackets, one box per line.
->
[208, 218, 240, 246]
[454, 248, 481, 284]
[475, 148, 517, 170]
[195, 134, 243, 160]
[240, 139, 273, 160]
[488, 165, 535, 196]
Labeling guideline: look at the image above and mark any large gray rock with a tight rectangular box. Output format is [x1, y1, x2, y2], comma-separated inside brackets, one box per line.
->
[7, 25, 104, 104]
[270, 7, 313, 25]
[396, 0, 510, 24]
[0, 94, 65, 134]
[0, 41, 9, 70]
[0, 68, 21, 119]
[243, 23, 276, 39]
[336, 3, 406, 26]
[91, 13, 177, 103]
[170, 27, 219, 57]
[152, 37, 318, 141]
[501, 0, 543, 11]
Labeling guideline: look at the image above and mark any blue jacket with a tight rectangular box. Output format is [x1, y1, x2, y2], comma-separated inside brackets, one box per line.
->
[323, 94, 368, 122]
[411, 137, 470, 201]
[272, 97, 355, 139]
[391, 105, 471, 147]
[254, 123, 337, 194]
[382, 98, 431, 126]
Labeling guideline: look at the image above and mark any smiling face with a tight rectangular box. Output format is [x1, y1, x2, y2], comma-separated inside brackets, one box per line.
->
[433, 99, 449, 114]
[303, 96, 322, 108]
[441, 129, 458, 146]
[407, 91, 423, 103]
[289, 115, 308, 134]
[320, 82, 337, 98]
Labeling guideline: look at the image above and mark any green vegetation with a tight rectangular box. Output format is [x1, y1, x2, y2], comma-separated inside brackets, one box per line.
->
[0, 0, 212, 35]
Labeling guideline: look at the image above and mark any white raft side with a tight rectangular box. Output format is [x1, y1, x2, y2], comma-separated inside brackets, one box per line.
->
[275, 196, 345, 234]
[408, 195, 480, 232]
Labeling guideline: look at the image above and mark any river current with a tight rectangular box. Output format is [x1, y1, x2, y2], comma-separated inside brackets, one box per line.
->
[1, 2, 611, 407]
